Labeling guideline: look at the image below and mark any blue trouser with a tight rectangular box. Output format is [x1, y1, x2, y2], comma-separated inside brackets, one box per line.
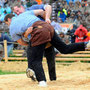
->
[0, 33, 13, 56]
[27, 31, 85, 82]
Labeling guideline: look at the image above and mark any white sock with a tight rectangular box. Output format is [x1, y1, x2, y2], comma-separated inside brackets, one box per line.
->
[38, 81, 47, 87]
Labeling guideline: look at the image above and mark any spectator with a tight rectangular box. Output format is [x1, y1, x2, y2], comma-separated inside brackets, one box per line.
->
[51, 19, 62, 34]
[58, 7, 67, 16]
[58, 10, 66, 22]
[0, 10, 7, 22]
[75, 14, 82, 27]
[5, 5, 12, 14]
[26, 0, 32, 8]
[36, 0, 42, 5]
[59, 32, 69, 44]
[0, 0, 5, 7]
[0, 44, 3, 61]
[67, 24, 78, 43]
[4, 0, 8, 6]
[87, 31, 90, 40]
[0, 33, 13, 56]
[0, 5, 4, 15]
[66, 9, 71, 18]
[66, 0, 70, 5]
[74, 25, 89, 43]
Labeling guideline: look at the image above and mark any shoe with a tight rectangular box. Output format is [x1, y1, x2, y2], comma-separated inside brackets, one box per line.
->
[26, 68, 36, 81]
[86, 41, 90, 48]
[38, 81, 47, 87]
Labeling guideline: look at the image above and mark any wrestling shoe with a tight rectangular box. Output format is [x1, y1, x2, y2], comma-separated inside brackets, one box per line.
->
[86, 41, 90, 49]
[26, 68, 36, 81]
[38, 81, 47, 87]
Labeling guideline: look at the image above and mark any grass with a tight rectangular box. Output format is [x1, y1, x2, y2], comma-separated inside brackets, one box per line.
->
[0, 70, 25, 75]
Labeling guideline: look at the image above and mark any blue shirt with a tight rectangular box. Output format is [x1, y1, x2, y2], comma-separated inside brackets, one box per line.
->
[66, 0, 81, 4]
[59, 13, 66, 22]
[0, 7, 5, 15]
[26, 4, 45, 21]
[26, 4, 45, 11]
[5, 6, 12, 14]
[0, 13, 7, 21]
[10, 11, 41, 41]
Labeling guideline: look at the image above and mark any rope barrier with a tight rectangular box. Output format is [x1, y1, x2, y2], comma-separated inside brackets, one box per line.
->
[0, 41, 19, 44]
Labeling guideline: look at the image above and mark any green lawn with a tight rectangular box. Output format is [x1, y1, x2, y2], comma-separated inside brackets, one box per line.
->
[0, 70, 25, 75]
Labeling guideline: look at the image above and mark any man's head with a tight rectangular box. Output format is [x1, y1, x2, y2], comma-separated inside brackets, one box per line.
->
[4, 14, 15, 26]
[11, 2, 25, 15]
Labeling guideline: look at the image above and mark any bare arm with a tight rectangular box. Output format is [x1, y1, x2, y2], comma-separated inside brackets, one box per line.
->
[34, 9, 45, 17]
[17, 38, 28, 46]
[24, 27, 33, 38]
[44, 5, 52, 23]
[33, 5, 52, 23]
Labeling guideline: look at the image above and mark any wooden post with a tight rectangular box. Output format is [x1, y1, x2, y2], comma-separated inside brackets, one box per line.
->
[4, 40, 8, 62]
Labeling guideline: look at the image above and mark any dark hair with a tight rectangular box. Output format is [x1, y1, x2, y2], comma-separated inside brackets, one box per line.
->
[4, 14, 15, 22]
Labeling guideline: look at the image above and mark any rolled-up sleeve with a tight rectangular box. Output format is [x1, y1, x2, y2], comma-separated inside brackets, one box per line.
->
[27, 4, 45, 11]
[10, 32, 21, 41]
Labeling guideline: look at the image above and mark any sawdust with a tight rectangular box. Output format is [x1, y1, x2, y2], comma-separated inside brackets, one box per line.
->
[0, 61, 90, 90]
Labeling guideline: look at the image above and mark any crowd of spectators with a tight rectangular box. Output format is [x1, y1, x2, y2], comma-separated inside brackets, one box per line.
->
[51, 0, 90, 45]
[51, 0, 90, 29]
[0, 0, 90, 57]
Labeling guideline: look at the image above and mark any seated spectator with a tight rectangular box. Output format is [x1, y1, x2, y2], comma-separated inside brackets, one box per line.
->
[86, 15, 90, 31]
[58, 7, 67, 16]
[5, 6, 12, 14]
[26, 0, 32, 8]
[0, 33, 13, 56]
[59, 32, 70, 44]
[26, 0, 37, 8]
[51, 19, 62, 34]
[77, 10, 82, 17]
[0, 10, 7, 22]
[0, 44, 3, 61]
[66, 11, 76, 23]
[58, 10, 66, 22]
[0, 5, 11, 22]
[75, 14, 82, 27]
[74, 25, 89, 43]
[0, 5, 5, 15]
[66, 9, 71, 18]
[67, 24, 78, 43]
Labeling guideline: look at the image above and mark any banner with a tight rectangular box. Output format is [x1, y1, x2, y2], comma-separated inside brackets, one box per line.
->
[60, 23, 73, 34]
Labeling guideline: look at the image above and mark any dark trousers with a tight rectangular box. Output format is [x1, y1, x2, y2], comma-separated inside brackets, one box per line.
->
[27, 31, 85, 82]
[50, 31, 85, 54]
[44, 46, 56, 81]
[27, 44, 56, 81]
[27, 43, 47, 81]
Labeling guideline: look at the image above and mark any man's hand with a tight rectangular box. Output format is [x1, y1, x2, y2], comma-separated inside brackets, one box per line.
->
[24, 27, 33, 38]
[45, 18, 51, 24]
[17, 38, 28, 46]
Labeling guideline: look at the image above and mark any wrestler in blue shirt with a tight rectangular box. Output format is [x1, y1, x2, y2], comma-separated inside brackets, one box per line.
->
[10, 11, 41, 41]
